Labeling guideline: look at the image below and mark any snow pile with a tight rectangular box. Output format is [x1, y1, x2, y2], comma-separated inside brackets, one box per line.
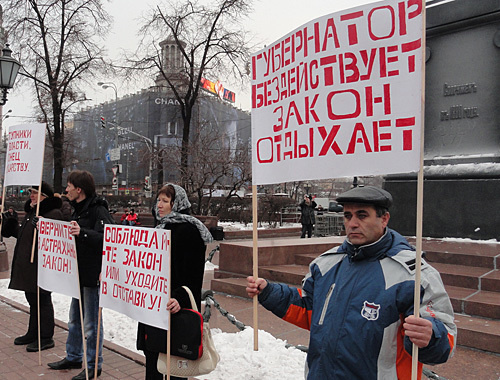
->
[204, 327, 306, 380]
[0, 279, 306, 379]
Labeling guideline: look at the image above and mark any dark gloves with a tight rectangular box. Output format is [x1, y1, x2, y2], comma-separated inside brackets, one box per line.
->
[31, 216, 39, 229]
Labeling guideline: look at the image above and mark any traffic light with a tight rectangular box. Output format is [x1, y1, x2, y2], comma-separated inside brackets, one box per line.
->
[100, 116, 106, 128]
[144, 176, 151, 191]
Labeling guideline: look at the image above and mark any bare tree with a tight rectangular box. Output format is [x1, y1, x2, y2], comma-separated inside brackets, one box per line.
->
[132, 0, 253, 189]
[162, 117, 251, 215]
[3, 0, 111, 192]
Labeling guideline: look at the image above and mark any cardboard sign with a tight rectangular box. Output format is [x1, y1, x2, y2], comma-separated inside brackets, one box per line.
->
[251, 0, 424, 184]
[37, 219, 80, 299]
[4, 124, 46, 186]
[99, 225, 171, 330]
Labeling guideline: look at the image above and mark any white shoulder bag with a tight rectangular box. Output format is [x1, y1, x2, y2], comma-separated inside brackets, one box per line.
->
[157, 286, 220, 377]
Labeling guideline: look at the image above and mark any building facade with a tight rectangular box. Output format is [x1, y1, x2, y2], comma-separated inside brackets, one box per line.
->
[71, 86, 250, 195]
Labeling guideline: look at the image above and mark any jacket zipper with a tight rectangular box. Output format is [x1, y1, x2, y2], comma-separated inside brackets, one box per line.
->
[319, 283, 335, 325]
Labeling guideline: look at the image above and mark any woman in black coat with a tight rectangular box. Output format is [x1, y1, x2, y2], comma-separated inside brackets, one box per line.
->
[137, 184, 213, 380]
[3, 182, 64, 352]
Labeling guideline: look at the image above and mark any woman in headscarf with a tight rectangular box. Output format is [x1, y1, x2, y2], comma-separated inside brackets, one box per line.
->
[136, 184, 213, 380]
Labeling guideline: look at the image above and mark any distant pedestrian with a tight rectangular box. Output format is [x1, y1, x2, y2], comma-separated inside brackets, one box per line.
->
[120, 208, 129, 225]
[125, 208, 138, 226]
[3, 206, 19, 222]
[299, 195, 316, 238]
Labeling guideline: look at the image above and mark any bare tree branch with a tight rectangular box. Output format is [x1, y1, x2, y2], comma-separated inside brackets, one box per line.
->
[124, 0, 253, 189]
[3, 0, 111, 192]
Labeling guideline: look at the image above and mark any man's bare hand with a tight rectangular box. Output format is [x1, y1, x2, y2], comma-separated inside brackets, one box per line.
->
[404, 315, 433, 348]
[69, 221, 81, 236]
[246, 276, 267, 298]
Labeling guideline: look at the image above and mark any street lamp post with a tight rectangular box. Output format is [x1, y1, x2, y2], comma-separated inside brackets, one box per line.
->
[153, 134, 163, 192]
[304, 182, 311, 195]
[0, 45, 22, 106]
[98, 81, 119, 194]
[1, 109, 12, 121]
[1, 109, 12, 140]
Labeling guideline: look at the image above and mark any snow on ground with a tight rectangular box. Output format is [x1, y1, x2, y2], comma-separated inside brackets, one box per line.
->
[4, 222, 495, 379]
[0, 263, 307, 380]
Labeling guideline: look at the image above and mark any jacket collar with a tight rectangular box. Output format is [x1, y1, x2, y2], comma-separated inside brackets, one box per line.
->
[344, 228, 391, 261]
[340, 228, 414, 261]
[24, 196, 63, 215]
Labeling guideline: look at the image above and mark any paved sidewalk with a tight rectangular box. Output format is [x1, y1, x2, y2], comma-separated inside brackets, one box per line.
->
[0, 295, 147, 380]
[1, 238, 499, 380]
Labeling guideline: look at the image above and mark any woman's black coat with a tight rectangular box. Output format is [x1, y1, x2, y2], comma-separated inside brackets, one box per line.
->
[5, 197, 63, 293]
[136, 221, 206, 353]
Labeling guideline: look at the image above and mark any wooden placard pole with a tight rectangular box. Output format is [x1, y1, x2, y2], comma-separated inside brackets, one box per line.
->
[166, 246, 171, 380]
[30, 186, 42, 263]
[31, 127, 46, 263]
[411, 3, 427, 379]
[252, 184, 259, 350]
[79, 296, 89, 380]
[95, 307, 103, 379]
[37, 287, 42, 365]
[0, 186, 6, 233]
[32, 183, 42, 360]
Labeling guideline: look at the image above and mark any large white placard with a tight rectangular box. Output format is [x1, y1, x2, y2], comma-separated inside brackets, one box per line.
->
[251, 0, 424, 185]
[99, 225, 171, 330]
[3, 123, 46, 186]
[37, 219, 80, 299]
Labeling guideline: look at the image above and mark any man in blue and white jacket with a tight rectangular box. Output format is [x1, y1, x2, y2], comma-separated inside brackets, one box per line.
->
[247, 186, 456, 380]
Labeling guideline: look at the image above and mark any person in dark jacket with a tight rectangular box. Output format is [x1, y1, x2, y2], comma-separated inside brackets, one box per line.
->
[299, 194, 317, 238]
[2, 182, 63, 352]
[47, 170, 114, 380]
[3, 206, 19, 222]
[136, 183, 213, 380]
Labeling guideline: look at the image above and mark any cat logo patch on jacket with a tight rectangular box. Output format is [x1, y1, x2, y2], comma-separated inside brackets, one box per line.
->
[361, 301, 380, 321]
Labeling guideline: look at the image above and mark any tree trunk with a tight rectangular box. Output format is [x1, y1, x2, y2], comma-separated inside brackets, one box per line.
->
[52, 104, 64, 193]
[180, 111, 191, 190]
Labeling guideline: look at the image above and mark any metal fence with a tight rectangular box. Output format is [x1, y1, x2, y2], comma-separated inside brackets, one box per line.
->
[281, 208, 344, 237]
[314, 213, 344, 237]
[281, 207, 301, 225]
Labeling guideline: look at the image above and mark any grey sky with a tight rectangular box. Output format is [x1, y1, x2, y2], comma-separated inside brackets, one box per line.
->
[3, 0, 374, 129]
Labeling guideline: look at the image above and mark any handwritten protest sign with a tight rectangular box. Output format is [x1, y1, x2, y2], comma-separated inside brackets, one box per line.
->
[37, 219, 80, 299]
[251, 0, 423, 184]
[3, 124, 46, 186]
[100, 225, 171, 330]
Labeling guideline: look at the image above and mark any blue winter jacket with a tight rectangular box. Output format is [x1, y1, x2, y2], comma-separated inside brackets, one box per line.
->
[258, 229, 456, 380]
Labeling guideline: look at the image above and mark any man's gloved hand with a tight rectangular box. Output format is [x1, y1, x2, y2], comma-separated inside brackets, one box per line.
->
[31, 216, 39, 229]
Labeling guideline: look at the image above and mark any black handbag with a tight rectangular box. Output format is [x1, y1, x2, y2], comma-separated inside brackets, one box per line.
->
[170, 287, 203, 360]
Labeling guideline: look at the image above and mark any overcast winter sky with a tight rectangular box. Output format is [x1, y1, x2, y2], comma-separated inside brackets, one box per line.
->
[2, 0, 376, 130]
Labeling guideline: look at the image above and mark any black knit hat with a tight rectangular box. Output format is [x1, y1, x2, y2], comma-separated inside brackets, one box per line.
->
[336, 186, 392, 209]
[29, 181, 54, 198]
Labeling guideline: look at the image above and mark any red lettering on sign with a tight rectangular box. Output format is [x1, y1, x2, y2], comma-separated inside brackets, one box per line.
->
[340, 11, 364, 46]
[327, 89, 361, 120]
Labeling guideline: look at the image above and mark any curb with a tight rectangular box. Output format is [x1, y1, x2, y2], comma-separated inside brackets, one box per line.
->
[0, 294, 146, 366]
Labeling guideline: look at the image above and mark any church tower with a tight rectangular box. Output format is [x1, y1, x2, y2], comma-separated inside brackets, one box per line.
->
[154, 36, 187, 88]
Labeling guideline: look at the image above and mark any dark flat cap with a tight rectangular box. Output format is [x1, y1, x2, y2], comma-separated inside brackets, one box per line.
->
[336, 186, 392, 209]
[29, 181, 54, 198]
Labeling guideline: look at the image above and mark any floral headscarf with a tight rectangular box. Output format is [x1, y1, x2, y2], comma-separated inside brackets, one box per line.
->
[154, 183, 213, 245]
